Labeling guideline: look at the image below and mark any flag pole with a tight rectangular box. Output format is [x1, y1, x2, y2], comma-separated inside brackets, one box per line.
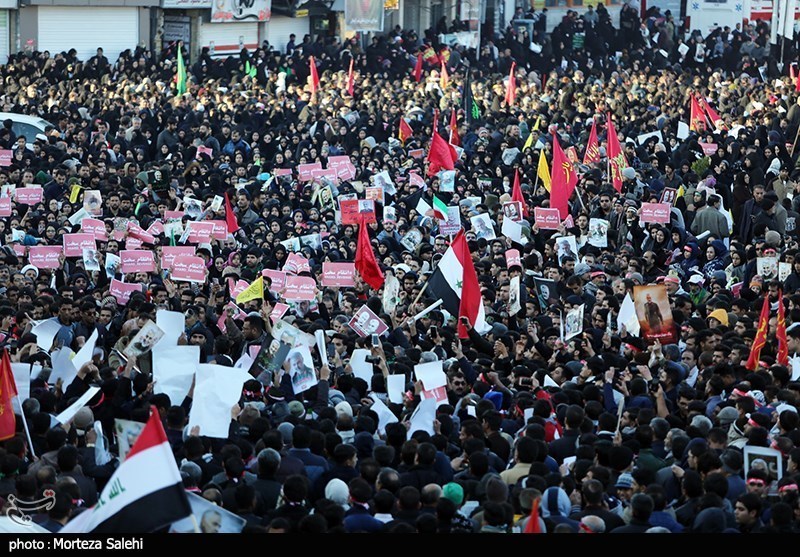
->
[16, 397, 35, 460]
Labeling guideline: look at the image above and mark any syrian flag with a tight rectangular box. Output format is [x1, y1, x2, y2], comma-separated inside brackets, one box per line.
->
[432, 194, 447, 221]
[427, 230, 490, 339]
[61, 410, 190, 533]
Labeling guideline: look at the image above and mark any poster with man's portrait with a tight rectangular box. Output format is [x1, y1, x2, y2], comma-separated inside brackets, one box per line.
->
[122, 320, 165, 358]
[588, 218, 609, 248]
[744, 446, 783, 482]
[470, 213, 496, 240]
[503, 201, 523, 223]
[757, 257, 778, 282]
[285, 345, 317, 395]
[633, 284, 675, 343]
[170, 492, 246, 533]
[564, 304, 584, 341]
[556, 235, 579, 264]
[348, 305, 389, 338]
[533, 277, 559, 311]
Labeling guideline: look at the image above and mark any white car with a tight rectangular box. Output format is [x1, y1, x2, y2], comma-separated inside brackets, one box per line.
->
[0, 112, 55, 142]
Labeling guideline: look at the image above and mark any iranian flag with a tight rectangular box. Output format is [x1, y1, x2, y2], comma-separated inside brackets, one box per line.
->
[427, 230, 490, 339]
[61, 410, 190, 533]
[432, 194, 447, 221]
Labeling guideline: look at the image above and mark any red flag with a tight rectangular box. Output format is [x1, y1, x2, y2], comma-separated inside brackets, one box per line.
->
[777, 290, 789, 366]
[745, 294, 771, 371]
[309, 56, 320, 96]
[354, 216, 384, 291]
[689, 95, 706, 132]
[399, 118, 413, 144]
[523, 498, 542, 534]
[606, 115, 627, 193]
[451, 230, 484, 339]
[505, 62, 517, 106]
[549, 135, 577, 220]
[583, 119, 601, 165]
[414, 53, 423, 83]
[697, 95, 723, 130]
[346, 57, 355, 97]
[792, 63, 797, 81]
[796, 66, 800, 93]
[426, 129, 457, 177]
[224, 192, 239, 234]
[440, 60, 449, 91]
[0, 349, 17, 441]
[511, 168, 528, 216]
[449, 109, 460, 147]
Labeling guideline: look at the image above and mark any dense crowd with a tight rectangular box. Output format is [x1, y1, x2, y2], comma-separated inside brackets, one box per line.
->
[0, 1, 795, 534]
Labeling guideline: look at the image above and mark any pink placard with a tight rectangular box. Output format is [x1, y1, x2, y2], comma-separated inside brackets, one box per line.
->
[81, 218, 108, 241]
[534, 207, 561, 230]
[0, 150, 11, 166]
[28, 246, 62, 269]
[13, 244, 26, 257]
[187, 221, 214, 244]
[274, 168, 292, 177]
[505, 249, 521, 269]
[322, 262, 356, 287]
[262, 269, 287, 291]
[147, 220, 164, 236]
[126, 221, 155, 244]
[270, 302, 290, 323]
[170, 255, 206, 283]
[327, 155, 350, 170]
[698, 142, 718, 156]
[16, 187, 43, 205]
[125, 236, 143, 250]
[110, 279, 141, 305]
[311, 168, 338, 183]
[297, 162, 323, 181]
[197, 145, 213, 158]
[408, 149, 425, 159]
[0, 197, 11, 217]
[161, 246, 194, 270]
[209, 220, 228, 240]
[640, 203, 671, 224]
[281, 276, 317, 301]
[63, 233, 96, 258]
[283, 253, 311, 275]
[164, 210, 184, 221]
[120, 250, 155, 274]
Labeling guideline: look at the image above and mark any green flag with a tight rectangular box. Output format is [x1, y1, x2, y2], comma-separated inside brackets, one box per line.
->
[176, 48, 187, 96]
[432, 194, 447, 221]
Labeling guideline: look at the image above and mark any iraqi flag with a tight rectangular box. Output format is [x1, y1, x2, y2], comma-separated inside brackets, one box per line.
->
[61, 410, 190, 533]
[427, 230, 490, 339]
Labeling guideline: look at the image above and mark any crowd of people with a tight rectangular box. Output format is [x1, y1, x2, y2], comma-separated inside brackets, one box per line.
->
[0, 0, 795, 534]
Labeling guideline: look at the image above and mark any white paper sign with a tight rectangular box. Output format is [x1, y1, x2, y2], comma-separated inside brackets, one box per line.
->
[315, 330, 329, 367]
[187, 364, 250, 439]
[156, 310, 186, 346]
[387, 374, 406, 404]
[414, 361, 447, 390]
[10, 363, 31, 412]
[48, 347, 78, 388]
[72, 329, 98, 372]
[32, 319, 62, 352]
[55, 386, 100, 424]
[368, 395, 399, 434]
[408, 398, 437, 439]
[350, 348, 373, 383]
[618, 293, 641, 336]
[153, 345, 200, 406]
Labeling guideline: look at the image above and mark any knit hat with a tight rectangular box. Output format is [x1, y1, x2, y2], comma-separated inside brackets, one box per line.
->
[616, 472, 634, 489]
[443, 482, 464, 506]
[717, 406, 739, 427]
[288, 400, 306, 419]
[707, 308, 729, 327]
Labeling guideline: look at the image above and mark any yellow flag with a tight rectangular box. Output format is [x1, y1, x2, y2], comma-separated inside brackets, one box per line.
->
[69, 184, 82, 204]
[523, 117, 540, 151]
[236, 276, 264, 304]
[537, 150, 551, 192]
[532, 116, 541, 132]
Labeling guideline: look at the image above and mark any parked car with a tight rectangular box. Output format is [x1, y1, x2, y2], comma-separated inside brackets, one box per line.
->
[0, 112, 55, 142]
